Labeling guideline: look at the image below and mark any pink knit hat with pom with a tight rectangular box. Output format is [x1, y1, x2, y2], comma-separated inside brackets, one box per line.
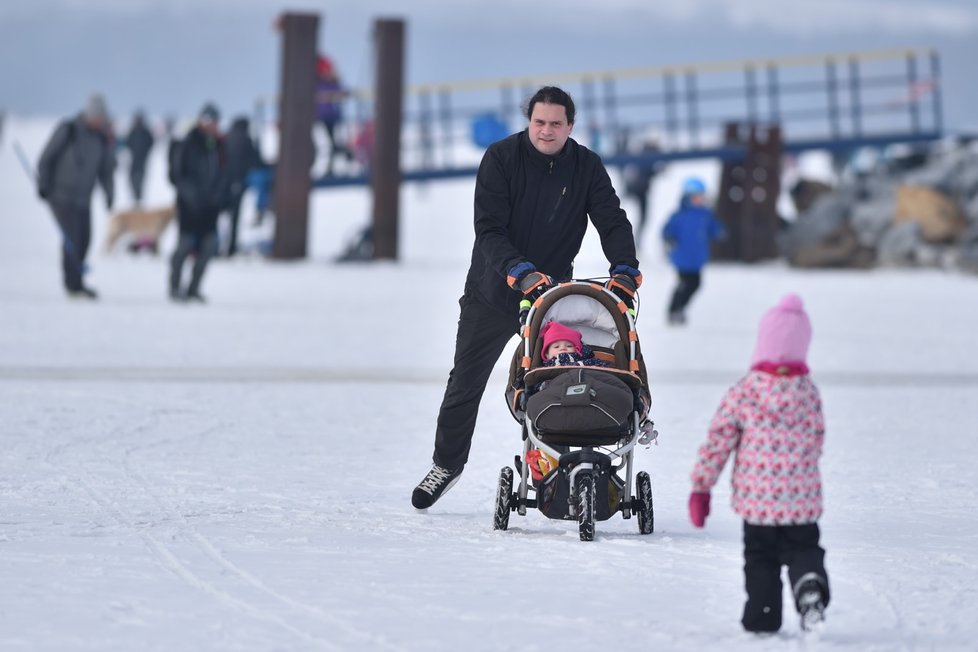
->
[750, 293, 812, 366]
[541, 321, 583, 357]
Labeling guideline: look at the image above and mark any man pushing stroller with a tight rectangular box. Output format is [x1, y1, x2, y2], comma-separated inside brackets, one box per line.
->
[412, 86, 641, 510]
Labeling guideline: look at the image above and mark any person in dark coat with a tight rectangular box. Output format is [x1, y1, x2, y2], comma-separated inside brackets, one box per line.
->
[168, 103, 231, 303]
[661, 177, 726, 325]
[411, 86, 643, 510]
[223, 116, 262, 256]
[37, 94, 116, 299]
[125, 111, 154, 205]
[622, 138, 665, 247]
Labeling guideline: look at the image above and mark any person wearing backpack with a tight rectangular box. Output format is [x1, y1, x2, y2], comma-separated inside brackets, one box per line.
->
[36, 94, 116, 299]
[167, 103, 231, 303]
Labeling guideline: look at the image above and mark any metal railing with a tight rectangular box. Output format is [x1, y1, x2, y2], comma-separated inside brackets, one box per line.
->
[256, 47, 943, 187]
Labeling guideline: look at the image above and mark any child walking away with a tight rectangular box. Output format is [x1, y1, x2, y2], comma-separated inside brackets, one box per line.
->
[688, 293, 830, 634]
[661, 177, 725, 325]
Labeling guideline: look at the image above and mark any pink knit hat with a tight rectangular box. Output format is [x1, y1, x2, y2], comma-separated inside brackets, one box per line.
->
[541, 321, 583, 357]
[750, 293, 812, 366]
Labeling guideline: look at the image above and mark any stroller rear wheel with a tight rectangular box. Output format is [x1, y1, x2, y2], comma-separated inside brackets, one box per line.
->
[635, 471, 654, 534]
[576, 472, 596, 542]
[493, 466, 514, 531]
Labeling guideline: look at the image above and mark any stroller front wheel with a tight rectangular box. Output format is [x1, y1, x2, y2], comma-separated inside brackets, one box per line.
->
[635, 470, 654, 535]
[576, 472, 596, 542]
[493, 466, 514, 531]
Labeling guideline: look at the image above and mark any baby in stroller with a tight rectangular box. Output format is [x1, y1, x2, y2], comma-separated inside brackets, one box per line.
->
[497, 280, 656, 541]
[528, 320, 613, 480]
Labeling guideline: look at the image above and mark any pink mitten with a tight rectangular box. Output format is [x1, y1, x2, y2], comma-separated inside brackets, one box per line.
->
[689, 492, 711, 528]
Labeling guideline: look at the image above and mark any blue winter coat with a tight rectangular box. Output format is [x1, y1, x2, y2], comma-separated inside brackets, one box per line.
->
[661, 199, 725, 272]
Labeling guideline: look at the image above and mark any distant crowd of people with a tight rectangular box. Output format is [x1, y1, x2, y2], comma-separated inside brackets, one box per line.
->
[36, 94, 266, 303]
[32, 52, 375, 304]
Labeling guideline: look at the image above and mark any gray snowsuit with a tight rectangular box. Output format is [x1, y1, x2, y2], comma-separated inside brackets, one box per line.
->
[37, 115, 116, 291]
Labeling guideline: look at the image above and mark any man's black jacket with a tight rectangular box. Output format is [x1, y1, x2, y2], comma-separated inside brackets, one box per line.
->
[173, 126, 231, 236]
[464, 130, 639, 315]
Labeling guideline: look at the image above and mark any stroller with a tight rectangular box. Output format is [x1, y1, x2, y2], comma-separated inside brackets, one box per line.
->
[496, 280, 656, 541]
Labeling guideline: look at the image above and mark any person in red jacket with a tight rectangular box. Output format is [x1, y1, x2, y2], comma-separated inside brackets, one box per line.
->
[688, 293, 830, 634]
[411, 86, 641, 510]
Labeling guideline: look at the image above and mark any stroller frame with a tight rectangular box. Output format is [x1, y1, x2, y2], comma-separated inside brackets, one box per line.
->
[496, 280, 654, 541]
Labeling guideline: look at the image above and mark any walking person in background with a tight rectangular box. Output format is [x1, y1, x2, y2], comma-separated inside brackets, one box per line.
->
[125, 110, 154, 205]
[411, 86, 642, 509]
[315, 54, 351, 176]
[168, 103, 230, 303]
[688, 293, 830, 634]
[621, 138, 664, 247]
[223, 116, 263, 257]
[661, 177, 725, 325]
[36, 94, 116, 299]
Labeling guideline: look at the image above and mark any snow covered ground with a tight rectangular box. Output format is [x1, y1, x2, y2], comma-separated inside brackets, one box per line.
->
[2, 117, 978, 651]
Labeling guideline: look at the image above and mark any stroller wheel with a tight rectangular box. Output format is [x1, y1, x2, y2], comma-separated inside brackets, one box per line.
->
[576, 472, 596, 542]
[635, 471, 654, 535]
[493, 467, 514, 531]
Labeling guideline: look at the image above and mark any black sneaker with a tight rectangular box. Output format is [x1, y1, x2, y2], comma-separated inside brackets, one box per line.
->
[412, 464, 462, 509]
[794, 573, 826, 632]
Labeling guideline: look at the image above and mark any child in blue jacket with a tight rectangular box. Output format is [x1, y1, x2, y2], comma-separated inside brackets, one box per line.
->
[661, 178, 726, 325]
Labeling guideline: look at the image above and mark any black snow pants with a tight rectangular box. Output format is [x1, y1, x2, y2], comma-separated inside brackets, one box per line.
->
[50, 200, 92, 292]
[741, 522, 830, 633]
[432, 295, 520, 471]
[170, 231, 219, 296]
[668, 270, 701, 316]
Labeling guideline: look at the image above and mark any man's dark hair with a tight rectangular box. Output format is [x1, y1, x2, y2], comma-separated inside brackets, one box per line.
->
[525, 86, 576, 125]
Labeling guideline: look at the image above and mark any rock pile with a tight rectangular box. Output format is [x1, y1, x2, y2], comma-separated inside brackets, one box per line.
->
[781, 138, 978, 273]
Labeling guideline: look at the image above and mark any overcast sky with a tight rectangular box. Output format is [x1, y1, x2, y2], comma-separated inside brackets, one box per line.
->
[2, 0, 976, 132]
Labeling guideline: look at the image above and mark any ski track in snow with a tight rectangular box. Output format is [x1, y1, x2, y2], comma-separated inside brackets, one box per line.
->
[36, 395, 405, 651]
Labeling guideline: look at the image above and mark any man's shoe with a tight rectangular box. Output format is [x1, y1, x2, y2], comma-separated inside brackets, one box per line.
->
[68, 286, 98, 300]
[169, 288, 187, 303]
[412, 464, 462, 509]
[185, 291, 207, 304]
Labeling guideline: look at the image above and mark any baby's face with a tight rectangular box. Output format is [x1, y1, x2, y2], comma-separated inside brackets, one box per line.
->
[546, 340, 577, 359]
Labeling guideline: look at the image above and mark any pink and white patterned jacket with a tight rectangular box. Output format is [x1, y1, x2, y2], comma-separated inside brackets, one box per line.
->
[690, 369, 825, 526]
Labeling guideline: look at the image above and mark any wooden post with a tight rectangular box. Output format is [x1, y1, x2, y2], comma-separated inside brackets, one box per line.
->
[714, 122, 782, 263]
[272, 12, 319, 260]
[370, 18, 405, 261]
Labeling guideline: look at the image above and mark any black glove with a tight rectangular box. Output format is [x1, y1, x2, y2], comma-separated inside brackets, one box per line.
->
[606, 268, 642, 309]
[508, 262, 553, 301]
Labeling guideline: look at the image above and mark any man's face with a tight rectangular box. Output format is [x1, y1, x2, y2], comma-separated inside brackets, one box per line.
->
[528, 102, 573, 156]
[199, 118, 220, 137]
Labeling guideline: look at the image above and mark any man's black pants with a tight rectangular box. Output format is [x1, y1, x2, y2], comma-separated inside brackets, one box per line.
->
[432, 296, 520, 470]
[50, 201, 91, 291]
[741, 522, 830, 632]
[170, 232, 219, 296]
